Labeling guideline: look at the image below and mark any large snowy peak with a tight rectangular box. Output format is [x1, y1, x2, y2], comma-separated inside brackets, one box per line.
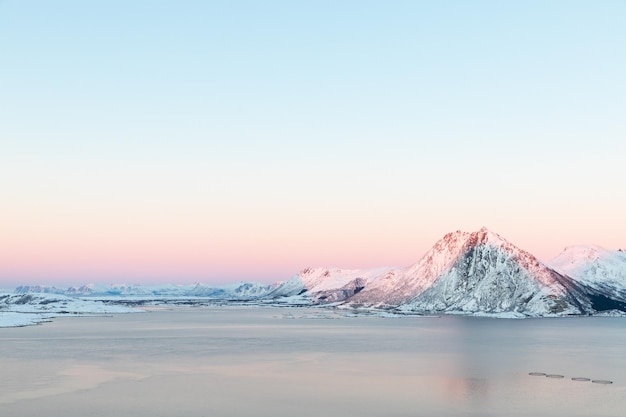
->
[347, 230, 471, 306]
[405, 230, 471, 281]
[268, 227, 594, 314]
[399, 227, 587, 316]
[550, 245, 626, 300]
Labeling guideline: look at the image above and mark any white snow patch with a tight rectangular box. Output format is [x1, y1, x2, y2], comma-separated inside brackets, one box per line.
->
[0, 293, 141, 328]
[550, 245, 626, 292]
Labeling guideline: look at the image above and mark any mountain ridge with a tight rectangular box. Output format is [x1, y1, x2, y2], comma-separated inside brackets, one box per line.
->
[269, 227, 625, 316]
[10, 227, 626, 317]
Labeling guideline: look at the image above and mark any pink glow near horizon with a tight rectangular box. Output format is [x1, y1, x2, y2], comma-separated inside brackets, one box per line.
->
[1, 2, 624, 286]
[1, 214, 623, 286]
[2, 172, 624, 286]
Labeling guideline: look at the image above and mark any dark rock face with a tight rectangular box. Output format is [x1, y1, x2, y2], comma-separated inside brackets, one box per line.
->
[586, 293, 626, 312]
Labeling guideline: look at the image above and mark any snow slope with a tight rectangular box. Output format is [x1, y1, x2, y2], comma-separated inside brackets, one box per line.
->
[0, 312, 50, 327]
[265, 266, 392, 303]
[349, 230, 474, 306]
[269, 227, 612, 316]
[0, 293, 140, 328]
[550, 246, 626, 300]
[398, 228, 589, 316]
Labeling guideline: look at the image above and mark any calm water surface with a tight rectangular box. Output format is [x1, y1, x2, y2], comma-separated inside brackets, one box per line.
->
[1, 307, 625, 417]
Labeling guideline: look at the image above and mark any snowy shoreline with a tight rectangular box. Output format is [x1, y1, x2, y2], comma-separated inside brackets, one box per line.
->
[0, 293, 142, 328]
[3, 293, 625, 329]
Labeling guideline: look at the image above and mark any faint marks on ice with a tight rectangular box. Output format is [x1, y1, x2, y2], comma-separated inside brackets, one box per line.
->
[528, 372, 613, 385]
[591, 380, 613, 384]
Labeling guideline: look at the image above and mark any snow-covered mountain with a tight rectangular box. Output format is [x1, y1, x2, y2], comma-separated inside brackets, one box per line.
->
[397, 228, 591, 316]
[8, 229, 625, 319]
[349, 230, 479, 306]
[14, 282, 275, 299]
[269, 227, 624, 316]
[550, 246, 626, 301]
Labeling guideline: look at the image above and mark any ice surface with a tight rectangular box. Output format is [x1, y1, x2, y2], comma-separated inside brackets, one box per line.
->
[2, 308, 626, 417]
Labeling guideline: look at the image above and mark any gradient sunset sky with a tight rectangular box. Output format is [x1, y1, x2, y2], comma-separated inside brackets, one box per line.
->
[1, 1, 625, 286]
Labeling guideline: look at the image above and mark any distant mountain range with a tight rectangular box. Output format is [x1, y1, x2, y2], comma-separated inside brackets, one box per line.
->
[14, 281, 274, 299]
[11, 228, 626, 317]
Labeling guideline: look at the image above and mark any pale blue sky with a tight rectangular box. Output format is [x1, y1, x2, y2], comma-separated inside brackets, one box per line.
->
[1, 1, 625, 284]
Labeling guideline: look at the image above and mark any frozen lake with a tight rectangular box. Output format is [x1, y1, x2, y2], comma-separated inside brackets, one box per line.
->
[1, 307, 625, 417]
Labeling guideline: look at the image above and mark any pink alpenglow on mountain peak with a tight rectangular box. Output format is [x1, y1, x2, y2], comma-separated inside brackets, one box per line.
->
[273, 227, 588, 315]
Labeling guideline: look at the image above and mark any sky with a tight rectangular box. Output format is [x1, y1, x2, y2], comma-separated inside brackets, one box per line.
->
[1, 0, 625, 286]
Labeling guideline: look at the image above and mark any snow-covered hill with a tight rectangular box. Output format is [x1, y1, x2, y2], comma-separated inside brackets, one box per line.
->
[0, 293, 139, 327]
[550, 246, 626, 301]
[267, 266, 392, 303]
[3, 281, 276, 328]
